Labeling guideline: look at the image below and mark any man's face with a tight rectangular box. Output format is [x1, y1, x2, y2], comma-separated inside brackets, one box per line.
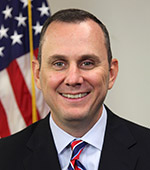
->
[33, 20, 118, 135]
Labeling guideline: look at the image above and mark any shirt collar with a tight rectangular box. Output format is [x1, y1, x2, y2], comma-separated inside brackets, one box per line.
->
[50, 105, 107, 154]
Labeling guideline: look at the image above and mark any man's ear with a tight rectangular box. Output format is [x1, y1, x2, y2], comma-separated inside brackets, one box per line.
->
[108, 58, 118, 89]
[32, 59, 41, 89]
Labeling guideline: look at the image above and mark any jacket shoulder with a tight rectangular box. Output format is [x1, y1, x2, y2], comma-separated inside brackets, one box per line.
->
[106, 105, 150, 145]
[0, 115, 49, 166]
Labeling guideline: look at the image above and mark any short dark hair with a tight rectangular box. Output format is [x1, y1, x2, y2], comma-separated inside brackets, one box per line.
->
[38, 8, 112, 67]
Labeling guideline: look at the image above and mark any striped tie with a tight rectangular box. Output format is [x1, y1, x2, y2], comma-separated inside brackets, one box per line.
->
[68, 140, 87, 170]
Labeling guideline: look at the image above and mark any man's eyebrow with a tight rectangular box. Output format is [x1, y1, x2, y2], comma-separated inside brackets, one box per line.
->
[79, 54, 101, 62]
[47, 54, 101, 63]
[47, 54, 67, 62]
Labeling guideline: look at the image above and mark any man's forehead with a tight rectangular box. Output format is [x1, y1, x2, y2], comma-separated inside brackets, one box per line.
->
[40, 20, 107, 61]
[45, 19, 104, 36]
[42, 20, 105, 50]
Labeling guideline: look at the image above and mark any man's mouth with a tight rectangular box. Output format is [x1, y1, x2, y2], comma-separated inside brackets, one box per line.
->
[60, 92, 89, 99]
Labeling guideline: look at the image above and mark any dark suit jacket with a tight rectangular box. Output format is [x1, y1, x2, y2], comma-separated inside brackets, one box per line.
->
[0, 106, 150, 170]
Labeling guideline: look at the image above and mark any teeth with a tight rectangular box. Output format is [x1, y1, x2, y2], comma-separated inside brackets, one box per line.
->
[61, 93, 88, 99]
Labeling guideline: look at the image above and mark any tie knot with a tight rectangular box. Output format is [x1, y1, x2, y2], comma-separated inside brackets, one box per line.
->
[71, 140, 87, 150]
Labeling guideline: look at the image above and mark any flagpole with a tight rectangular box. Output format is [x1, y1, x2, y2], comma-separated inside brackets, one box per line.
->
[27, 0, 37, 123]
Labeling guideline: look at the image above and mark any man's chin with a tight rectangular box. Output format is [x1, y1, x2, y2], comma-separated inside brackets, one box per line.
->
[63, 111, 89, 123]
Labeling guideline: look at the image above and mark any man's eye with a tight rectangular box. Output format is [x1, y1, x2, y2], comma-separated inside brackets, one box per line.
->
[80, 61, 94, 69]
[54, 62, 65, 67]
[83, 61, 93, 66]
[52, 61, 66, 70]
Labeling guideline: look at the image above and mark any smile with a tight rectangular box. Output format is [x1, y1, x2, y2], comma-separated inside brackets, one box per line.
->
[61, 92, 89, 99]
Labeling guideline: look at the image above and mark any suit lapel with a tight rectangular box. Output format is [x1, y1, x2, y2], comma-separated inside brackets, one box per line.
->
[98, 107, 138, 170]
[23, 107, 139, 170]
[23, 114, 61, 170]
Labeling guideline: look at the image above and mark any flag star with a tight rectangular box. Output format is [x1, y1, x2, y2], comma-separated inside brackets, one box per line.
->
[38, 3, 49, 17]
[10, 31, 23, 45]
[0, 25, 9, 39]
[20, 0, 28, 8]
[15, 13, 27, 27]
[2, 5, 13, 19]
[20, 0, 33, 8]
[0, 46, 5, 57]
[33, 22, 42, 35]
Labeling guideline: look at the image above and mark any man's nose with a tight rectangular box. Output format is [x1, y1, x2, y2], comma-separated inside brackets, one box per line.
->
[64, 65, 84, 86]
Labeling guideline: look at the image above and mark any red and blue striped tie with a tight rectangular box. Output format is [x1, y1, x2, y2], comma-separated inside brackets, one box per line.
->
[68, 140, 87, 170]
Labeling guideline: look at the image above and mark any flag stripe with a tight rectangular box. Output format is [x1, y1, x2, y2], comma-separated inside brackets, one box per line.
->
[34, 48, 39, 59]
[16, 53, 32, 95]
[16, 52, 49, 119]
[0, 101, 11, 138]
[0, 69, 26, 134]
[7, 60, 33, 126]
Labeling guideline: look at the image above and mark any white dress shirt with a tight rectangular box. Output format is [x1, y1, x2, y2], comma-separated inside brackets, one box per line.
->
[49, 105, 107, 170]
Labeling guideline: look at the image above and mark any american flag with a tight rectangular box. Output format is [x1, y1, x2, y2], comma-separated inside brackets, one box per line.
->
[0, 0, 50, 138]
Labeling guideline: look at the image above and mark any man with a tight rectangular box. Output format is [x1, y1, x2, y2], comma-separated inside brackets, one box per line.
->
[0, 9, 150, 170]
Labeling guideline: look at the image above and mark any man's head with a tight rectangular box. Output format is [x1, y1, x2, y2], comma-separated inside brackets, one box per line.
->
[33, 9, 118, 137]
[38, 8, 112, 68]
